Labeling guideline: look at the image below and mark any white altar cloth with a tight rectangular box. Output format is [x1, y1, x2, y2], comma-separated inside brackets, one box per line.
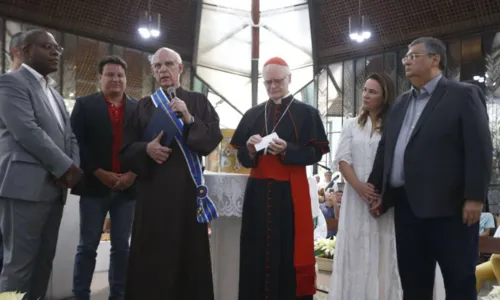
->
[205, 172, 248, 300]
[46, 193, 80, 299]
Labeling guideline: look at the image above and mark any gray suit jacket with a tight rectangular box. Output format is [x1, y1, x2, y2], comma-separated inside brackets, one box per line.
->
[0, 66, 79, 203]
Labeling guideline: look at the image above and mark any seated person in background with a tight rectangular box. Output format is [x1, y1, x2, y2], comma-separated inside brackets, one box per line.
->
[480, 212, 496, 237]
[476, 226, 500, 293]
[320, 186, 341, 237]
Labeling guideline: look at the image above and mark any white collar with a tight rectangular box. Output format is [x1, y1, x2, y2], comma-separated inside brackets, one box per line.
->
[21, 63, 56, 87]
[270, 92, 292, 104]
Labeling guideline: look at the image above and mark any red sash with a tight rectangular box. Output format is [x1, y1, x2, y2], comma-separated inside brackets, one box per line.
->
[250, 155, 316, 297]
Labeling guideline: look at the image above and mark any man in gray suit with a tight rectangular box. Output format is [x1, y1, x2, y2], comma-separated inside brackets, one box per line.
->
[0, 30, 25, 277]
[0, 29, 82, 300]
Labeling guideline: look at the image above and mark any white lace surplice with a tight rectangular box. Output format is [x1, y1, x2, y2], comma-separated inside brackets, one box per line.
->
[328, 117, 402, 300]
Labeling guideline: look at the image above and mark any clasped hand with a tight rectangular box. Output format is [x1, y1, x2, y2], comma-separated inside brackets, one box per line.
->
[246, 134, 287, 155]
[55, 164, 83, 189]
[147, 131, 172, 164]
[354, 182, 379, 204]
[95, 169, 136, 190]
[353, 181, 383, 216]
[462, 200, 483, 225]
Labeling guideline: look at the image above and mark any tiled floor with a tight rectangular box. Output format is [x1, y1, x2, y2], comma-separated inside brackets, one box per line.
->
[87, 271, 490, 300]
[88, 272, 329, 299]
[88, 272, 109, 300]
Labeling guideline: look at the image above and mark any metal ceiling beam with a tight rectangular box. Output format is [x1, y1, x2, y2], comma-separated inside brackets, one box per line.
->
[202, 3, 250, 17]
[192, 0, 204, 69]
[251, 0, 260, 107]
[307, 0, 319, 75]
[262, 24, 312, 57]
[260, 3, 308, 17]
[192, 73, 244, 115]
[198, 24, 249, 54]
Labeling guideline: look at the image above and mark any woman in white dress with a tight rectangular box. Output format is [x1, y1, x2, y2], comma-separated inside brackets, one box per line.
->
[328, 73, 402, 300]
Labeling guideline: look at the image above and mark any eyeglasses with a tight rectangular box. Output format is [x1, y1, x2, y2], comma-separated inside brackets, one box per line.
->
[153, 61, 179, 70]
[264, 75, 288, 87]
[34, 43, 64, 53]
[401, 52, 434, 64]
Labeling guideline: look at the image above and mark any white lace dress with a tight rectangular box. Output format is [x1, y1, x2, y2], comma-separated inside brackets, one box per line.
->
[328, 117, 403, 300]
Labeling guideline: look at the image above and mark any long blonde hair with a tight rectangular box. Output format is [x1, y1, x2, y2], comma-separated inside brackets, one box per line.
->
[357, 72, 396, 132]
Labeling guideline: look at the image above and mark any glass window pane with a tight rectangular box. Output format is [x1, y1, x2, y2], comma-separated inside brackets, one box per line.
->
[342, 60, 355, 119]
[207, 90, 242, 129]
[192, 76, 204, 94]
[21, 23, 38, 31]
[447, 40, 461, 81]
[75, 37, 109, 97]
[112, 45, 124, 57]
[485, 32, 500, 184]
[181, 62, 191, 90]
[397, 49, 410, 94]
[317, 70, 328, 119]
[384, 52, 397, 84]
[355, 58, 366, 114]
[366, 54, 384, 75]
[4, 20, 22, 72]
[295, 80, 315, 107]
[62, 33, 77, 114]
[328, 62, 343, 118]
[0, 18, 3, 73]
[49, 29, 62, 91]
[142, 53, 153, 97]
[461, 36, 483, 82]
[122, 48, 143, 100]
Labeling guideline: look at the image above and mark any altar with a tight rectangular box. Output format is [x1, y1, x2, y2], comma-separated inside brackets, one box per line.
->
[205, 171, 248, 300]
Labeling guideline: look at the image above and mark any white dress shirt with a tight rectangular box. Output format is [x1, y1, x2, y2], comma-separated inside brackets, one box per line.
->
[21, 63, 64, 129]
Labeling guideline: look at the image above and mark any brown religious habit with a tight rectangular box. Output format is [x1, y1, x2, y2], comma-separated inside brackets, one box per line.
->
[119, 86, 223, 300]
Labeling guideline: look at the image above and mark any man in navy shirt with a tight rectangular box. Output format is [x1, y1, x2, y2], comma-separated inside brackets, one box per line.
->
[320, 186, 342, 237]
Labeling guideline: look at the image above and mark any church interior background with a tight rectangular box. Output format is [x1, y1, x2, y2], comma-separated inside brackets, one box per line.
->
[1, 0, 500, 298]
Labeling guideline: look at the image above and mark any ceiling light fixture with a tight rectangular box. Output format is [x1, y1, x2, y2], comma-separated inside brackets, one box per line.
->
[138, 0, 161, 39]
[348, 0, 372, 43]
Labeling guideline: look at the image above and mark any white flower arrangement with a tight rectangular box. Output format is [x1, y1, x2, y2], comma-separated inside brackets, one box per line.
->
[0, 292, 27, 300]
[314, 237, 336, 259]
[483, 286, 500, 300]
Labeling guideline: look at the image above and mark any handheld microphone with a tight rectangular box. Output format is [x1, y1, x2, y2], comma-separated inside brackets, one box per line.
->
[166, 87, 183, 118]
[166, 87, 177, 99]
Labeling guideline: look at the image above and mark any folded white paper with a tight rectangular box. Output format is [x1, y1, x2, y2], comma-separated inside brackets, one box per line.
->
[255, 132, 279, 152]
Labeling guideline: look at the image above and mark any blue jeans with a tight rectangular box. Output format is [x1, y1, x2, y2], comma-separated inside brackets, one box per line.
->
[73, 193, 135, 300]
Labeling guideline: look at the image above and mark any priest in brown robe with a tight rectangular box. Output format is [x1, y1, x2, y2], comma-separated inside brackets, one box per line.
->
[119, 47, 223, 300]
[230, 57, 330, 300]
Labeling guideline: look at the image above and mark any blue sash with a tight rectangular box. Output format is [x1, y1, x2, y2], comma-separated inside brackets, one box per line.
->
[150, 88, 219, 223]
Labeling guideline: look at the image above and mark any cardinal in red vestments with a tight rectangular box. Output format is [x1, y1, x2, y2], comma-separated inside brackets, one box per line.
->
[230, 57, 330, 299]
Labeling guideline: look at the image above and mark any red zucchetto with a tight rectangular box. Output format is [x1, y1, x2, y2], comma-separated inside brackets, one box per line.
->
[263, 57, 288, 67]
